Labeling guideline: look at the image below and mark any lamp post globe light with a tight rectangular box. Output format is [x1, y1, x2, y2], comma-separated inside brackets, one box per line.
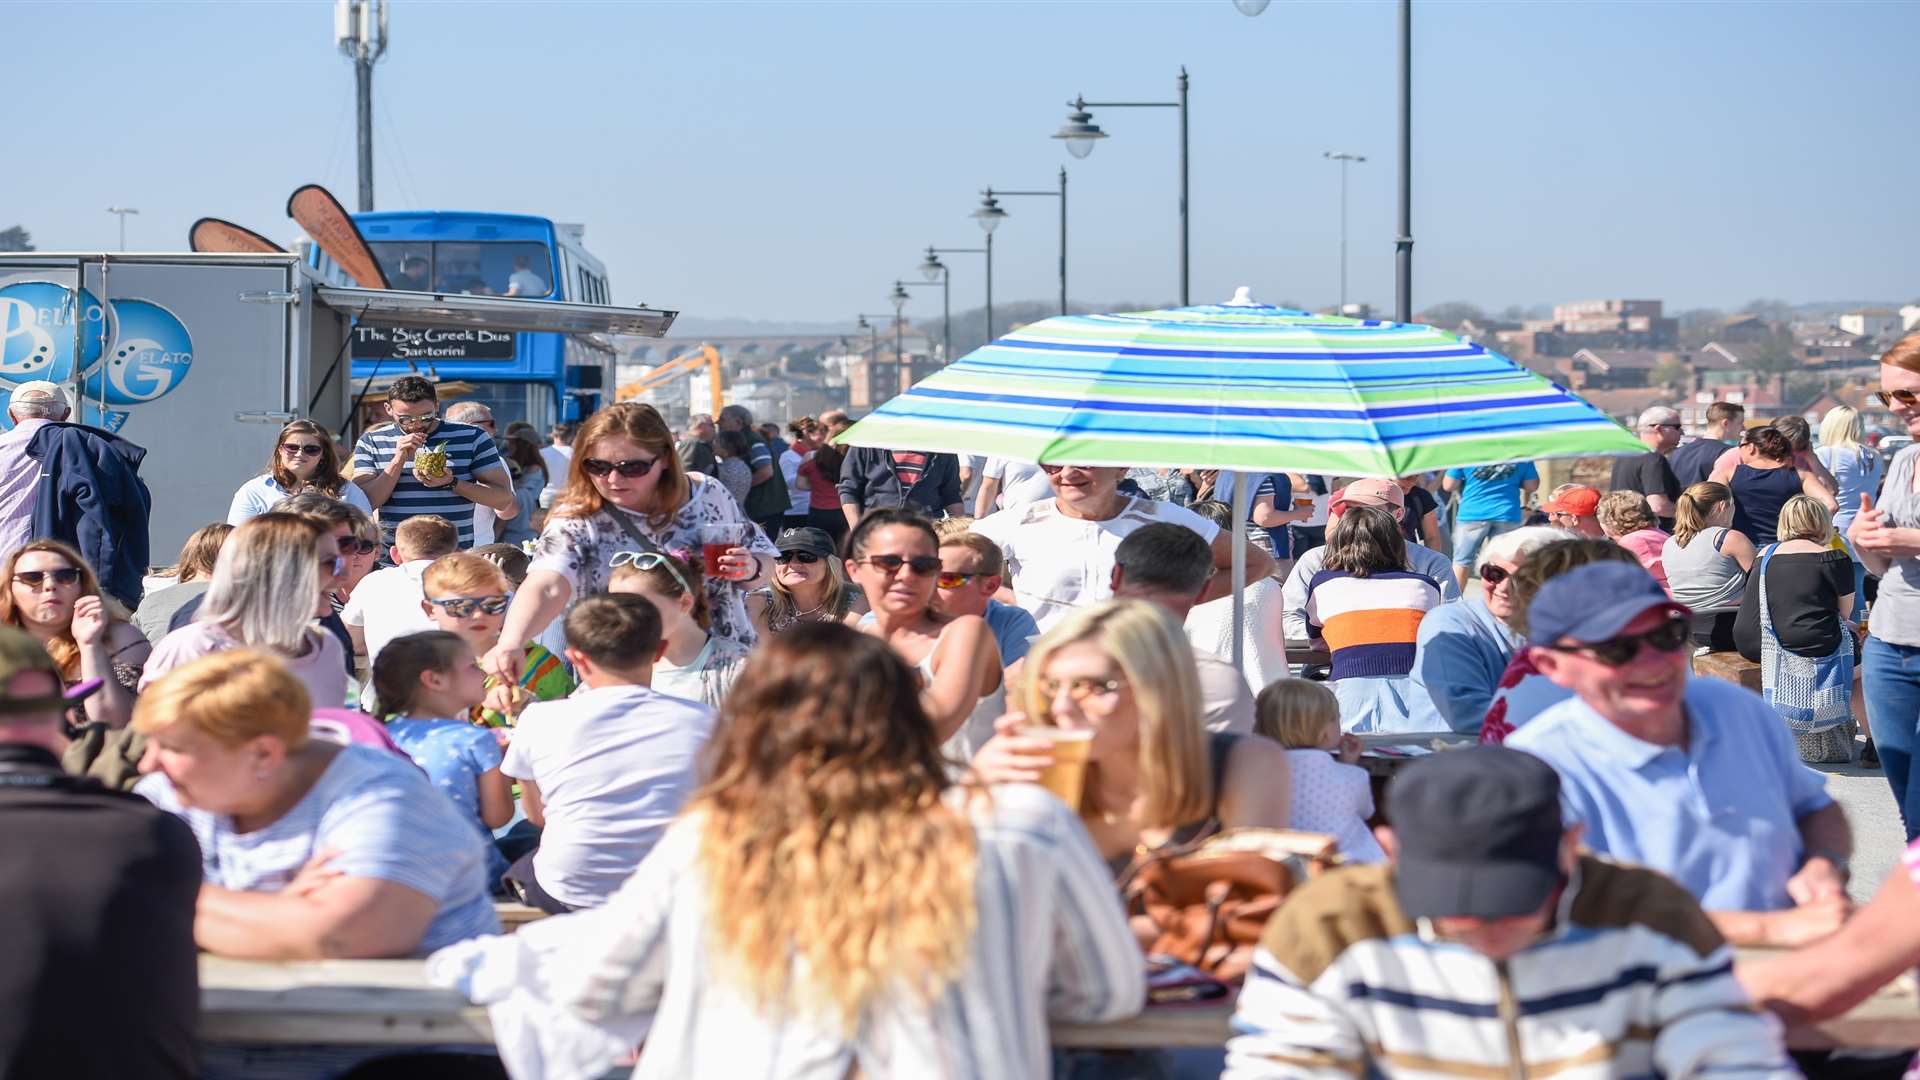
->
[1049, 70, 1189, 305]
[919, 248, 945, 283]
[980, 170, 1070, 316]
[1233, 0, 1272, 14]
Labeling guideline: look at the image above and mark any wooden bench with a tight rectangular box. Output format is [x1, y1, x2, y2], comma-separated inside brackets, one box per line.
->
[494, 901, 548, 932]
[1693, 650, 1762, 693]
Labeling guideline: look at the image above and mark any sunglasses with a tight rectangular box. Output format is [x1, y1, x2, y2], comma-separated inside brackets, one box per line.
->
[581, 457, 658, 479]
[1541, 614, 1690, 667]
[1478, 564, 1511, 587]
[936, 571, 981, 590]
[775, 551, 821, 565]
[394, 413, 439, 429]
[317, 553, 346, 578]
[857, 554, 941, 576]
[1875, 388, 1920, 409]
[13, 568, 80, 588]
[1035, 677, 1127, 702]
[425, 594, 513, 618]
[280, 443, 325, 458]
[342, 538, 380, 556]
[609, 550, 691, 594]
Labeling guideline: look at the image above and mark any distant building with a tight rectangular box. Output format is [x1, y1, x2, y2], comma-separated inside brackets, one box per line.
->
[1525, 299, 1679, 356]
[1563, 349, 1671, 390]
[1901, 304, 1920, 333]
[1838, 308, 1901, 340]
[1716, 313, 1775, 344]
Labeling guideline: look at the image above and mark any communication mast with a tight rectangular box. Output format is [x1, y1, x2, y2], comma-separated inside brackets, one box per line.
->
[333, 0, 389, 212]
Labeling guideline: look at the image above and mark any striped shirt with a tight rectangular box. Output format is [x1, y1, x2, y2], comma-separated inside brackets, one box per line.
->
[352, 420, 504, 548]
[1224, 856, 1796, 1080]
[135, 744, 499, 955]
[1303, 569, 1442, 680]
[545, 784, 1144, 1078]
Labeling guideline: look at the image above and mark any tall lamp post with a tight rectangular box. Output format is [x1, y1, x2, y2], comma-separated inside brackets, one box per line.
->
[1322, 152, 1365, 314]
[855, 312, 899, 408]
[895, 278, 944, 365]
[968, 193, 1005, 340]
[915, 248, 951, 363]
[105, 206, 139, 251]
[978, 169, 1069, 315]
[1240, 1, 1411, 323]
[1052, 68, 1189, 306]
[889, 282, 910, 395]
[925, 243, 990, 344]
[333, 0, 389, 212]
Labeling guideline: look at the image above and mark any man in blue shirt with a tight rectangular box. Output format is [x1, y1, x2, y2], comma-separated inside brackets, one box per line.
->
[933, 530, 1039, 684]
[1408, 526, 1564, 733]
[1508, 561, 1852, 947]
[1441, 460, 1539, 592]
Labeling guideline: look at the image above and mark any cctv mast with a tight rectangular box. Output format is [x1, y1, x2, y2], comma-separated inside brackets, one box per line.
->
[334, 0, 389, 212]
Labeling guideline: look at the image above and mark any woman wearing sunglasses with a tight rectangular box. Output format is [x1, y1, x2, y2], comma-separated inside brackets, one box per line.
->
[846, 509, 1000, 759]
[227, 419, 372, 526]
[0, 539, 148, 731]
[1855, 335, 1920, 838]
[1406, 525, 1566, 734]
[142, 513, 349, 710]
[485, 404, 777, 687]
[746, 527, 860, 636]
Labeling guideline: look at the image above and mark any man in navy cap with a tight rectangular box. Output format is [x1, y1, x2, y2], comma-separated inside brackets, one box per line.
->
[1224, 746, 1795, 1079]
[1509, 561, 1851, 948]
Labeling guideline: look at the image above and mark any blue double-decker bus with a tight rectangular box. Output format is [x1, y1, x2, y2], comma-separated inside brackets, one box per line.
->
[316, 211, 614, 429]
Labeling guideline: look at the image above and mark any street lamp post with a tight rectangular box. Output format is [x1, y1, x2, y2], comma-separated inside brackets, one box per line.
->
[855, 313, 899, 408]
[978, 169, 1069, 316]
[105, 206, 139, 251]
[1241, 0, 1411, 322]
[926, 244, 990, 344]
[1052, 68, 1189, 306]
[1322, 152, 1365, 313]
[890, 282, 910, 394]
[969, 193, 1006, 340]
[896, 278, 944, 367]
[915, 247, 951, 363]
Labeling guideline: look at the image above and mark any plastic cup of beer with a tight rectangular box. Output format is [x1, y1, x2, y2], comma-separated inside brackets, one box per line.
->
[1020, 725, 1094, 806]
[699, 523, 746, 579]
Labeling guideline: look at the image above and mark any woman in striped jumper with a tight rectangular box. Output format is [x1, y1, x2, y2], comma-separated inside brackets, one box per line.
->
[1303, 504, 1444, 733]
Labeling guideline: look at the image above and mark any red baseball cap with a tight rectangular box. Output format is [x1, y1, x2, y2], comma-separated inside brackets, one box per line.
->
[1542, 485, 1601, 516]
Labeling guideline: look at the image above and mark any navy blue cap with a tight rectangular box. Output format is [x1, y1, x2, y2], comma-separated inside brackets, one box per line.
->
[1526, 561, 1689, 647]
[1389, 746, 1566, 920]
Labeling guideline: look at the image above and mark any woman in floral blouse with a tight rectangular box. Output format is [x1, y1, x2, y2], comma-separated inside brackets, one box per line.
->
[481, 403, 776, 684]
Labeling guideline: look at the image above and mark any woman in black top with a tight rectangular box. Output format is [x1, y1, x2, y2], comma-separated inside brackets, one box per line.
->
[1735, 494, 1856, 663]
[1713, 425, 1835, 547]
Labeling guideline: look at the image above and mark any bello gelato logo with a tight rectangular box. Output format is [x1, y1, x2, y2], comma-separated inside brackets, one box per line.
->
[0, 280, 195, 432]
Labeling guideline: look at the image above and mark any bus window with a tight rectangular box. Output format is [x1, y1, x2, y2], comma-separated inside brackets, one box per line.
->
[365, 241, 553, 297]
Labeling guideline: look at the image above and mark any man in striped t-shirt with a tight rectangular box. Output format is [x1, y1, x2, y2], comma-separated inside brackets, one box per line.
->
[352, 375, 514, 550]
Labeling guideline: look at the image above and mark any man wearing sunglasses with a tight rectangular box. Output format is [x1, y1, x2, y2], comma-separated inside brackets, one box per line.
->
[1609, 406, 1685, 531]
[1539, 484, 1605, 538]
[351, 376, 516, 552]
[1509, 561, 1852, 948]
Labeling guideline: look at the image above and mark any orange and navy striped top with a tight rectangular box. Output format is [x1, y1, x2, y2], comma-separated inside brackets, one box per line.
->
[1303, 569, 1442, 680]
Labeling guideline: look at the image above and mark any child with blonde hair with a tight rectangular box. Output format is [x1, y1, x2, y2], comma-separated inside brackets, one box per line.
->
[1255, 678, 1383, 862]
[421, 552, 574, 728]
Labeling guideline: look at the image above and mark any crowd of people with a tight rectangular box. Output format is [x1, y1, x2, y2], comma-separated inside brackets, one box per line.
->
[14, 335, 1920, 1079]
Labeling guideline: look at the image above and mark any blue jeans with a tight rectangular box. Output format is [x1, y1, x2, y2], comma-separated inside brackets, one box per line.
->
[1863, 635, 1920, 841]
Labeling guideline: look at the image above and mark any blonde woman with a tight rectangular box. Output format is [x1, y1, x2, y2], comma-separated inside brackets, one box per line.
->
[522, 622, 1143, 1077]
[1733, 495, 1860, 762]
[1817, 404, 1881, 618]
[1662, 482, 1756, 652]
[744, 526, 861, 635]
[971, 598, 1290, 869]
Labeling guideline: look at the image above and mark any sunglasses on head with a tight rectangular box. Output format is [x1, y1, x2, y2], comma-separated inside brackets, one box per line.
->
[775, 551, 821, 565]
[609, 550, 690, 593]
[280, 443, 325, 458]
[13, 568, 80, 587]
[1876, 388, 1920, 409]
[425, 594, 512, 618]
[581, 456, 658, 479]
[1541, 613, 1690, 667]
[858, 553, 941, 576]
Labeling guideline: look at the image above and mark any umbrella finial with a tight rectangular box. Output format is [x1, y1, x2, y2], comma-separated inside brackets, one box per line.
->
[1222, 286, 1258, 307]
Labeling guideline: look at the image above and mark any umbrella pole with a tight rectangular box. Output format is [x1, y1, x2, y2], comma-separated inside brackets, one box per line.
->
[1230, 477, 1249, 675]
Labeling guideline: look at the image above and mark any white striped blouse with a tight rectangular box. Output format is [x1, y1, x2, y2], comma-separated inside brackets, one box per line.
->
[545, 783, 1146, 1079]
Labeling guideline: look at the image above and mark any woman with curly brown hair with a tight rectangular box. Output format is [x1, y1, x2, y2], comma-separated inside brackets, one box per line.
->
[532, 621, 1143, 1077]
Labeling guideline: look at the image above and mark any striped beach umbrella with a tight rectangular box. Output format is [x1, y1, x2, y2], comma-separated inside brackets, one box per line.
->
[839, 292, 1645, 476]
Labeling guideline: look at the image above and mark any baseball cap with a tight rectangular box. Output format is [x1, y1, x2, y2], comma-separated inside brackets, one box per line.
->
[1388, 746, 1567, 920]
[0, 626, 97, 715]
[1541, 484, 1601, 516]
[1526, 561, 1689, 647]
[774, 527, 836, 560]
[1329, 477, 1406, 520]
[8, 381, 69, 411]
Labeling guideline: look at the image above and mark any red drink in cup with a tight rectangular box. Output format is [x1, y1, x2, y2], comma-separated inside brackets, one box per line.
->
[699, 523, 745, 579]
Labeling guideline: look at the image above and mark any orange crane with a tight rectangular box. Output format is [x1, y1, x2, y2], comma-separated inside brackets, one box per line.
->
[616, 344, 725, 415]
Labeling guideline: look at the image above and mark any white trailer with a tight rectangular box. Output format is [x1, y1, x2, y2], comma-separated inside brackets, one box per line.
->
[0, 253, 674, 556]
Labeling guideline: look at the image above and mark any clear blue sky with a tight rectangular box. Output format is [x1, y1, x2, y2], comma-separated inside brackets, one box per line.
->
[11, 1, 1916, 325]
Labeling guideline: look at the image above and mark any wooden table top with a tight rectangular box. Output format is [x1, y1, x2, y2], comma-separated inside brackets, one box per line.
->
[197, 951, 1920, 1051]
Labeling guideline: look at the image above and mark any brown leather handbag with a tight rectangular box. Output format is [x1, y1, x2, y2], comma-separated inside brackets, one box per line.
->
[1117, 827, 1338, 984]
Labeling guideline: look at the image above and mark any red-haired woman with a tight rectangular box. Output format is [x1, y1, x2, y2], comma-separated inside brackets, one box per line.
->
[483, 403, 777, 684]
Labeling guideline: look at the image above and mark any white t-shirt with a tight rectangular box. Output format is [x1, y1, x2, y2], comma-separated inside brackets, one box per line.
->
[499, 683, 714, 909]
[539, 445, 572, 509]
[228, 473, 374, 526]
[341, 560, 437, 665]
[982, 457, 1055, 511]
[971, 497, 1221, 632]
[507, 268, 548, 297]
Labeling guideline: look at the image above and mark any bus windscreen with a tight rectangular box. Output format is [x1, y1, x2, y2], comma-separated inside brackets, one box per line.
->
[369, 240, 554, 299]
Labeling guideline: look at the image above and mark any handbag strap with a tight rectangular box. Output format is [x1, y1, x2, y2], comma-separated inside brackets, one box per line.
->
[605, 505, 666, 559]
[1756, 544, 1782, 644]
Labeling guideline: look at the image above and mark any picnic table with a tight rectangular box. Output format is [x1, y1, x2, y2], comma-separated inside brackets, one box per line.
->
[198, 952, 1920, 1051]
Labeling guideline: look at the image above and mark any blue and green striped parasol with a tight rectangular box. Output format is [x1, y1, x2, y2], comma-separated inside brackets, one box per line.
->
[839, 295, 1646, 476]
